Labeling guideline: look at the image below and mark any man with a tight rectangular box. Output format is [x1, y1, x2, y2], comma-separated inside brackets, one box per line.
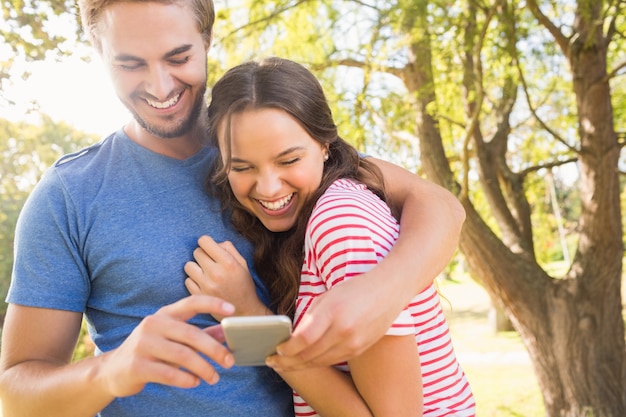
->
[0, 1, 465, 416]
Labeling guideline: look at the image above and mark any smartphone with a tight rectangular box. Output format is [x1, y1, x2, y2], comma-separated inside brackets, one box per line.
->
[221, 315, 292, 366]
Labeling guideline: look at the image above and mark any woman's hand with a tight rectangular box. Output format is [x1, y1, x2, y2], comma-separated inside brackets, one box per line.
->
[184, 235, 270, 319]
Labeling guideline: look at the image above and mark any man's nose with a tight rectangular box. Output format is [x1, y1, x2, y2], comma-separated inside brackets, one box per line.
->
[145, 65, 175, 101]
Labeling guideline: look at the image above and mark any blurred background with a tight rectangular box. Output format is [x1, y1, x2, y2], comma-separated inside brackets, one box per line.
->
[1, 1, 625, 415]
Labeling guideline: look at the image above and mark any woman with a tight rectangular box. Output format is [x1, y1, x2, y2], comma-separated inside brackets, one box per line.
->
[187, 57, 475, 416]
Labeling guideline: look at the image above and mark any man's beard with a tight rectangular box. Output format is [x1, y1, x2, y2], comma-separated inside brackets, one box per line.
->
[129, 84, 207, 139]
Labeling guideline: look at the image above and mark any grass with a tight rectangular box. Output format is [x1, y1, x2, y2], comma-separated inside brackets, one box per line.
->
[438, 275, 545, 416]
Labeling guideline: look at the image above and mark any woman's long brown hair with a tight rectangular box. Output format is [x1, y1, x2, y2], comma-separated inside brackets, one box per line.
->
[206, 57, 390, 318]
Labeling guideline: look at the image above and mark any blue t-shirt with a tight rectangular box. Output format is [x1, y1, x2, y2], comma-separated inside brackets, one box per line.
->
[7, 130, 292, 416]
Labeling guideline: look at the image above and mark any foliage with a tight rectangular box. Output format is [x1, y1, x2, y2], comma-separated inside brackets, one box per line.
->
[72, 319, 95, 362]
[0, 0, 81, 61]
[206, 0, 595, 258]
[0, 115, 97, 316]
[0, 0, 84, 108]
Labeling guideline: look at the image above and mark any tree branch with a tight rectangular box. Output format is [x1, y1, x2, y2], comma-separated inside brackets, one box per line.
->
[604, 0, 625, 44]
[525, 0, 570, 55]
[221, 0, 314, 39]
[515, 58, 578, 153]
[518, 157, 579, 178]
[603, 60, 626, 82]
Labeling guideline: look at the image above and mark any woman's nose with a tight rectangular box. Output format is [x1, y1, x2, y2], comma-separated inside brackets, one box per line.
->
[256, 170, 282, 197]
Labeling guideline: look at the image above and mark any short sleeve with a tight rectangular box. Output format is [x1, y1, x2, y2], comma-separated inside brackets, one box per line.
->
[7, 167, 90, 311]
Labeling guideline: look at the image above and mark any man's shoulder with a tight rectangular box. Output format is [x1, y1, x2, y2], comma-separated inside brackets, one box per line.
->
[54, 130, 119, 169]
[34, 130, 126, 203]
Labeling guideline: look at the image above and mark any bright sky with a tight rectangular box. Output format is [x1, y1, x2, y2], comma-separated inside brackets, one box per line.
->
[2, 52, 130, 137]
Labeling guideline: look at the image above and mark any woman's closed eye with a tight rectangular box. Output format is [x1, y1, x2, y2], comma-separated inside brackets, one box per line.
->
[280, 157, 300, 166]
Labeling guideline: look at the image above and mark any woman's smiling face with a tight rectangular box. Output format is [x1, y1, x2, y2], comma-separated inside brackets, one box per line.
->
[220, 107, 328, 232]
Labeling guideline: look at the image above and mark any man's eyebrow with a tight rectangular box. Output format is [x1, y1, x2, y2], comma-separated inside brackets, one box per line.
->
[113, 53, 143, 62]
[164, 44, 194, 59]
[113, 45, 194, 62]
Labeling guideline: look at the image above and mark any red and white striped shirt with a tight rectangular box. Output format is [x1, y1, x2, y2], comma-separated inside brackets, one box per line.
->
[293, 178, 475, 417]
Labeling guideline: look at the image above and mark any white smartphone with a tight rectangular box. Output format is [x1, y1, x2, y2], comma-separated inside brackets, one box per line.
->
[221, 315, 292, 366]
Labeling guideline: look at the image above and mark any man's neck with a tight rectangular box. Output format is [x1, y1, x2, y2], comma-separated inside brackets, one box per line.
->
[124, 120, 203, 160]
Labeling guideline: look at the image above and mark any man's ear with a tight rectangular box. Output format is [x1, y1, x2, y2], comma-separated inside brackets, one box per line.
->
[205, 29, 213, 51]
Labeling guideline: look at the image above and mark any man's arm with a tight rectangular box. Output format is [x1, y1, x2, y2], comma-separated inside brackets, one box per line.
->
[0, 296, 236, 417]
[270, 157, 464, 368]
[368, 156, 465, 294]
[0, 306, 112, 417]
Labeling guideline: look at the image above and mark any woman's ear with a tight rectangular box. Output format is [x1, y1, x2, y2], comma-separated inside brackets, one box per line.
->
[322, 144, 330, 162]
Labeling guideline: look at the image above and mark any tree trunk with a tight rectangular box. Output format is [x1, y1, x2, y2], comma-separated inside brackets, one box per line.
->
[403, 1, 626, 415]
[459, 190, 626, 417]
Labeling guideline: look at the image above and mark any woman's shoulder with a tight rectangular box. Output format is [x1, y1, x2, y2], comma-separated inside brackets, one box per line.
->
[309, 178, 397, 234]
[315, 178, 387, 213]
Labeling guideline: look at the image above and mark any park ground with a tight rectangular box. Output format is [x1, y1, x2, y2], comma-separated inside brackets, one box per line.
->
[442, 271, 626, 416]
[439, 276, 544, 416]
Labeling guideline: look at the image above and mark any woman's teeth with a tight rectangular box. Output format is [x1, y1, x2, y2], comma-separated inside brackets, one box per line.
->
[258, 193, 294, 211]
